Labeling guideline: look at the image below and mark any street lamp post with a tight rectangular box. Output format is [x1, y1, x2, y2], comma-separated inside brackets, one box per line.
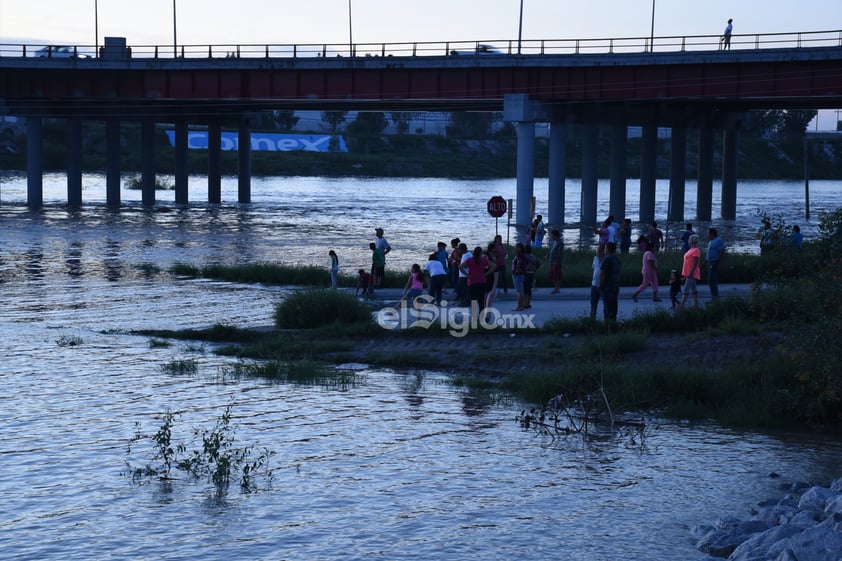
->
[348, 0, 353, 57]
[517, 0, 524, 54]
[173, 0, 178, 57]
[649, 0, 656, 52]
[94, 0, 99, 57]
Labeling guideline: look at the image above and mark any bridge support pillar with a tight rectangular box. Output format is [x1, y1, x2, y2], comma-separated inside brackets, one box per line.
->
[609, 124, 627, 221]
[67, 118, 83, 208]
[547, 123, 566, 229]
[581, 124, 599, 226]
[141, 118, 156, 206]
[668, 126, 687, 222]
[721, 128, 738, 220]
[639, 124, 657, 224]
[26, 117, 43, 209]
[697, 127, 714, 221]
[238, 118, 252, 204]
[208, 120, 222, 204]
[515, 121, 536, 243]
[106, 118, 121, 208]
[174, 120, 189, 204]
[503, 94, 552, 241]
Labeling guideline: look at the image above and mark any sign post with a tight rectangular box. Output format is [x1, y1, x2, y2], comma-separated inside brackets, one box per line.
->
[487, 195, 507, 237]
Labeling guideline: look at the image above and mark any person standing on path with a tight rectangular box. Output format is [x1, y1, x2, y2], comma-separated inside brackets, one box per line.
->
[631, 236, 661, 302]
[619, 218, 633, 254]
[493, 234, 508, 294]
[459, 245, 496, 320]
[424, 253, 447, 305]
[598, 242, 622, 322]
[721, 18, 733, 50]
[511, 242, 527, 312]
[590, 245, 605, 319]
[679, 235, 701, 309]
[374, 227, 391, 287]
[328, 250, 339, 289]
[548, 229, 564, 294]
[680, 223, 696, 253]
[370, 242, 385, 290]
[706, 228, 726, 299]
[648, 221, 664, 252]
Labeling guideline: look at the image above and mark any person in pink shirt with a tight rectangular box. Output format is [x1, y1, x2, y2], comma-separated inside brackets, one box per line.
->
[679, 234, 701, 309]
[631, 236, 661, 303]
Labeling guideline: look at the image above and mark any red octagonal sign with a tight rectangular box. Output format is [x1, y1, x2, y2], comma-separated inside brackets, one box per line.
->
[487, 196, 507, 218]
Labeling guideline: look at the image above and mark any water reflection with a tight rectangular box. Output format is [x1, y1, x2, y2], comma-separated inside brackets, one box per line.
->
[64, 241, 85, 277]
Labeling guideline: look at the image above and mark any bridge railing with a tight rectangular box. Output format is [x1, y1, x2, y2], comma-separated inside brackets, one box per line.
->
[1, 29, 840, 59]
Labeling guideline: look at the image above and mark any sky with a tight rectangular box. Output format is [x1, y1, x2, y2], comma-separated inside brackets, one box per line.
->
[1, 0, 841, 126]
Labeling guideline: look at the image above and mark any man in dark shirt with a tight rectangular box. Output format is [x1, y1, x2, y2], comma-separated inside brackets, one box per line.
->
[598, 242, 622, 322]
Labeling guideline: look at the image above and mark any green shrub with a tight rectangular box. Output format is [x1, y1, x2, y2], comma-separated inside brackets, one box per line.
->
[275, 289, 374, 329]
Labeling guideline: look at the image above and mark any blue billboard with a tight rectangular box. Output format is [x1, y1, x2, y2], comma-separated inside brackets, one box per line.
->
[164, 130, 347, 152]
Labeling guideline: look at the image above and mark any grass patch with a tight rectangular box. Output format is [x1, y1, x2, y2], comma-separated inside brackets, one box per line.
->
[149, 338, 172, 348]
[224, 360, 362, 388]
[275, 289, 375, 329]
[136, 324, 262, 343]
[161, 358, 198, 375]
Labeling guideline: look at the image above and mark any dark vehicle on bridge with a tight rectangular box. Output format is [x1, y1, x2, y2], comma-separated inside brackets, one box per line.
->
[36, 46, 91, 59]
[449, 44, 504, 56]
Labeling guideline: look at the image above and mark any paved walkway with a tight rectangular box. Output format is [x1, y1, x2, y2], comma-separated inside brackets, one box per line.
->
[360, 284, 753, 328]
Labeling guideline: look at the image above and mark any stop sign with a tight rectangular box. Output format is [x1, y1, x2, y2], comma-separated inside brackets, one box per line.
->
[487, 196, 507, 218]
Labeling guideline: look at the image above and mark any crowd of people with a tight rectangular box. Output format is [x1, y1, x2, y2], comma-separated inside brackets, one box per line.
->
[327, 214, 793, 323]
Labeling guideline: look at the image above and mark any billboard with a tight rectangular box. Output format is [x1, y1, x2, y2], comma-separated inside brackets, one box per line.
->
[164, 130, 347, 152]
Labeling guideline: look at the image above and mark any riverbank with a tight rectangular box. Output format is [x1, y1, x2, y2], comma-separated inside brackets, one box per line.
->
[693, 475, 842, 561]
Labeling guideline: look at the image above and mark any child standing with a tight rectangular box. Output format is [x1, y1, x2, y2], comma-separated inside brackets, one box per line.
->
[668, 269, 681, 309]
[355, 269, 373, 298]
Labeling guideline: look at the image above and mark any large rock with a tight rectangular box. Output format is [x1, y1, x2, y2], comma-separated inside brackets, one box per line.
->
[774, 523, 842, 561]
[695, 520, 773, 557]
[727, 524, 807, 561]
[798, 486, 835, 512]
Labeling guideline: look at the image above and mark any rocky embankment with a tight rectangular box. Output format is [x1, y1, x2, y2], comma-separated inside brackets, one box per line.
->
[693, 476, 842, 560]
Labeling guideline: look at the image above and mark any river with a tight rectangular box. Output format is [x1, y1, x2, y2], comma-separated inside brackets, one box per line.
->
[1, 172, 841, 560]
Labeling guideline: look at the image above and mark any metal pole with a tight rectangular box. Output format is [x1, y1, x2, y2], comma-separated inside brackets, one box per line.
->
[804, 137, 810, 220]
[518, 0, 524, 54]
[173, 0, 177, 57]
[348, 0, 353, 57]
[94, 0, 99, 57]
[649, 0, 655, 52]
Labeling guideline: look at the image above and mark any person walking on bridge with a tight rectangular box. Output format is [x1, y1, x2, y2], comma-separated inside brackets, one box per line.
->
[721, 18, 733, 50]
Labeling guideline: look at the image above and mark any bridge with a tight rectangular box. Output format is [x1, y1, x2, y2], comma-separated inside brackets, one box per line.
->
[2, 30, 841, 234]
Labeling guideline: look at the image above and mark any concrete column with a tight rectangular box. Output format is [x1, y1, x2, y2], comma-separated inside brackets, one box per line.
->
[174, 119, 189, 204]
[208, 120, 222, 204]
[547, 123, 566, 229]
[238, 118, 252, 204]
[609, 124, 627, 221]
[668, 126, 686, 222]
[580, 124, 599, 226]
[721, 128, 738, 220]
[106, 118, 121, 207]
[141, 118, 156, 207]
[67, 118, 83, 208]
[515, 121, 535, 243]
[696, 127, 714, 221]
[26, 117, 44, 209]
[639, 124, 657, 223]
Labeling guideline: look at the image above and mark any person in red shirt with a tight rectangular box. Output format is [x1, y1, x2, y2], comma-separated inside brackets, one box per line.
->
[459, 246, 497, 319]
